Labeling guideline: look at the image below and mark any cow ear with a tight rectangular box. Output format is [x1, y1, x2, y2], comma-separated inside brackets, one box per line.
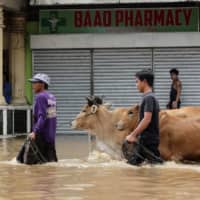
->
[91, 105, 98, 114]
[159, 111, 168, 121]
[103, 102, 112, 109]
[135, 104, 139, 111]
[94, 96, 103, 105]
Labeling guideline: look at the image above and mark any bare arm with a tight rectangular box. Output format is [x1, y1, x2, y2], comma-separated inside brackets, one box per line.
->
[175, 81, 182, 102]
[126, 112, 152, 143]
[172, 80, 182, 108]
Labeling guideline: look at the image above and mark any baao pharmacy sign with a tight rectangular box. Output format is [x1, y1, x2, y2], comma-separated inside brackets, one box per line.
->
[39, 7, 199, 33]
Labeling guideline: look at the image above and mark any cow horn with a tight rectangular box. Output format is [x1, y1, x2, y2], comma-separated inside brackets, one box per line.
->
[86, 96, 94, 106]
[91, 105, 98, 114]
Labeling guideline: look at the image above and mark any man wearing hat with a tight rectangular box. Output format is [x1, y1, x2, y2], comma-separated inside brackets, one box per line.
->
[167, 68, 182, 109]
[28, 73, 58, 163]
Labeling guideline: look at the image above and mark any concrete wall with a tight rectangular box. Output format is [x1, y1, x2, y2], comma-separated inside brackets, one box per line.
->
[26, 21, 39, 104]
[1, 0, 25, 11]
[31, 32, 200, 49]
[3, 31, 8, 50]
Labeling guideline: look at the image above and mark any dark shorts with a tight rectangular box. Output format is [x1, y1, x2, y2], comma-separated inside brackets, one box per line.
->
[36, 134, 58, 163]
[17, 134, 58, 165]
[167, 101, 181, 109]
[127, 139, 163, 166]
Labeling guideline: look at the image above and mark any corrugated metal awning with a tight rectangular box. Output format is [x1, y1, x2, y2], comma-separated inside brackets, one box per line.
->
[29, 0, 200, 5]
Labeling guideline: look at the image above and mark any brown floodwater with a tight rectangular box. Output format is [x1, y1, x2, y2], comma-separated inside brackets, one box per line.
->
[0, 135, 200, 200]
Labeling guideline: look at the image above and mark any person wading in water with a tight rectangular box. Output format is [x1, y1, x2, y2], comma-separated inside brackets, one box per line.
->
[17, 73, 58, 164]
[167, 68, 182, 109]
[125, 69, 162, 166]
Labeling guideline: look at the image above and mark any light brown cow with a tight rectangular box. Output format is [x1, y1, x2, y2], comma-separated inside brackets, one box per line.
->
[71, 97, 130, 159]
[115, 105, 200, 161]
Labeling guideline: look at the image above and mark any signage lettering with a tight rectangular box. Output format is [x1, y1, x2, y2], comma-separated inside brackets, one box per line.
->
[40, 7, 198, 33]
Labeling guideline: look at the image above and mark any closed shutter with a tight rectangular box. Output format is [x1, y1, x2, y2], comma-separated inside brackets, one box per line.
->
[32, 49, 91, 134]
[93, 48, 152, 107]
[154, 48, 200, 108]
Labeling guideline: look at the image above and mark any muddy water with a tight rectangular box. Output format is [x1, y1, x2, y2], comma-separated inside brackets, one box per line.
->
[0, 135, 200, 200]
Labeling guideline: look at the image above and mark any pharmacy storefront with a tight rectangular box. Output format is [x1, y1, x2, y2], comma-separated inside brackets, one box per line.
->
[31, 7, 200, 134]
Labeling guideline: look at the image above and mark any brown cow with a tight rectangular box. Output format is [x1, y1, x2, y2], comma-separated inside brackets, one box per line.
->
[71, 96, 200, 161]
[116, 105, 200, 162]
[116, 106, 200, 133]
[162, 106, 200, 118]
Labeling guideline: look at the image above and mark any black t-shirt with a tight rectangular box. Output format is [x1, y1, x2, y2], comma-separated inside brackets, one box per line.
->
[139, 92, 160, 145]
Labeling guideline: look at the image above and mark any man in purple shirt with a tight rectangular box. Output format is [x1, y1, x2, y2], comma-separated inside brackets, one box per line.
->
[28, 73, 58, 163]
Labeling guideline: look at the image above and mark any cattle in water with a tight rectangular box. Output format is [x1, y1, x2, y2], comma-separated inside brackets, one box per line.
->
[71, 96, 130, 159]
[71, 96, 200, 162]
[116, 105, 200, 162]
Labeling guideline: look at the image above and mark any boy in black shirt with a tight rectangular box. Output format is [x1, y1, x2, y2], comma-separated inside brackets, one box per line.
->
[126, 69, 162, 165]
[167, 68, 182, 109]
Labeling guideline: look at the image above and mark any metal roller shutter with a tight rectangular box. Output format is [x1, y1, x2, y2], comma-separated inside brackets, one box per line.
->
[154, 48, 200, 108]
[93, 48, 152, 107]
[33, 49, 91, 134]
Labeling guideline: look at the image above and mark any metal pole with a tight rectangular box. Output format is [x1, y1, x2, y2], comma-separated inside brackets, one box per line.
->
[3, 109, 7, 136]
[27, 108, 31, 133]
[12, 110, 15, 136]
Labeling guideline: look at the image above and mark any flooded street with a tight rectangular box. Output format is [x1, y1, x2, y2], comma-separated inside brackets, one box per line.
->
[0, 135, 200, 200]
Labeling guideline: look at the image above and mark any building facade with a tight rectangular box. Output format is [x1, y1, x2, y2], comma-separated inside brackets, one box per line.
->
[0, 0, 32, 136]
[1, 0, 200, 135]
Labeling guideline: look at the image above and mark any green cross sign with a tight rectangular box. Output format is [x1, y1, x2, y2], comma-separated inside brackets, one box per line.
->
[41, 11, 66, 33]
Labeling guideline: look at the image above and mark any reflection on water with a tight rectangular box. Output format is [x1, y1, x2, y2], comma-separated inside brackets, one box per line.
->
[0, 135, 200, 200]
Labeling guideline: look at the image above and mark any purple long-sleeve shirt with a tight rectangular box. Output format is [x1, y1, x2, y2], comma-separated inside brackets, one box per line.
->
[32, 91, 57, 144]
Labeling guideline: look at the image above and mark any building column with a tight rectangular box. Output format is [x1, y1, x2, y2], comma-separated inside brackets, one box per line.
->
[0, 7, 6, 105]
[9, 14, 27, 105]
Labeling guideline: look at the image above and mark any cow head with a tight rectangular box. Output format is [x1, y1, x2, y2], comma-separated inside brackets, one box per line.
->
[71, 96, 110, 132]
[114, 105, 139, 133]
[86, 95, 103, 107]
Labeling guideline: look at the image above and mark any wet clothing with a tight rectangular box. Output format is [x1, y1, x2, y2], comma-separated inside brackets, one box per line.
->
[17, 134, 58, 164]
[17, 90, 58, 165]
[167, 83, 181, 109]
[127, 140, 163, 166]
[128, 92, 162, 166]
[139, 92, 160, 144]
[33, 91, 57, 144]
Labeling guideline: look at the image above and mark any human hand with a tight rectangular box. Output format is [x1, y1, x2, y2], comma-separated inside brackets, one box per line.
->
[29, 132, 36, 140]
[126, 134, 137, 143]
[172, 101, 177, 109]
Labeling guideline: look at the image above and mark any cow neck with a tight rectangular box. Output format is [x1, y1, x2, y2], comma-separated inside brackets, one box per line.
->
[92, 106, 118, 155]
[94, 106, 114, 141]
